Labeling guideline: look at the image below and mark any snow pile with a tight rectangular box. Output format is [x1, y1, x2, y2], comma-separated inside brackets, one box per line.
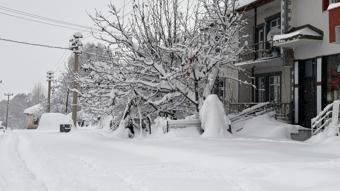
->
[200, 94, 231, 138]
[234, 113, 294, 140]
[38, 113, 73, 131]
[307, 124, 339, 143]
[150, 117, 201, 138]
[152, 117, 168, 134]
[111, 120, 131, 138]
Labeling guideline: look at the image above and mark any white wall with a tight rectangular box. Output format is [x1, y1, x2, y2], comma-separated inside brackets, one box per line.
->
[291, 0, 340, 59]
[257, 0, 281, 25]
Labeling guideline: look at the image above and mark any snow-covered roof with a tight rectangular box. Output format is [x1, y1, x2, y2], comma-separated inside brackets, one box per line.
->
[24, 104, 43, 115]
[273, 28, 322, 41]
[238, 0, 257, 8]
[273, 25, 323, 47]
[328, 2, 340, 10]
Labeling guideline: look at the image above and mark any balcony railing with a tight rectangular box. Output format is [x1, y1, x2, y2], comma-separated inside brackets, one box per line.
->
[239, 41, 281, 62]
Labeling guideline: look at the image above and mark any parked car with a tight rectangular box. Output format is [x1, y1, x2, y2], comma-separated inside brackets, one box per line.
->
[0, 125, 5, 133]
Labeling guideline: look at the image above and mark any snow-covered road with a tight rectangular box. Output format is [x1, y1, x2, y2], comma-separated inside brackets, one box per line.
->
[0, 129, 340, 191]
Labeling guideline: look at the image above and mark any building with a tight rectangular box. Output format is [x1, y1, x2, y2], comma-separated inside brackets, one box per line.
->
[273, 0, 340, 127]
[230, 0, 293, 121]
[229, 0, 340, 128]
[24, 104, 43, 129]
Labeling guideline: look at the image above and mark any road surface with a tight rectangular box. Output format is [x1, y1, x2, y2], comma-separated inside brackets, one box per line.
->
[0, 129, 339, 191]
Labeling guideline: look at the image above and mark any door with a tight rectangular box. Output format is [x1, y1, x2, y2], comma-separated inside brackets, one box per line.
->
[257, 28, 265, 58]
[299, 59, 317, 128]
[255, 73, 281, 103]
[269, 75, 281, 103]
[257, 76, 267, 102]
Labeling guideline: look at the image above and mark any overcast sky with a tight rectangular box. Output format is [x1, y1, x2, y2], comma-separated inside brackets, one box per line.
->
[0, 0, 128, 100]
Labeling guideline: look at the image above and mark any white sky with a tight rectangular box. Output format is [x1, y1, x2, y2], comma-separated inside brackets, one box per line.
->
[0, 0, 128, 100]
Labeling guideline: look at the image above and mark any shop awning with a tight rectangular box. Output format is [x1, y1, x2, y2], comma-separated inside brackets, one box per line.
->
[273, 25, 323, 48]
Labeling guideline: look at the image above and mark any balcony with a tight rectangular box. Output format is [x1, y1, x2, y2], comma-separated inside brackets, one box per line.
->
[273, 25, 323, 48]
[239, 40, 280, 62]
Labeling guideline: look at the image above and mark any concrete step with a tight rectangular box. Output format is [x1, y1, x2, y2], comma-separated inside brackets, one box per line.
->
[291, 129, 311, 141]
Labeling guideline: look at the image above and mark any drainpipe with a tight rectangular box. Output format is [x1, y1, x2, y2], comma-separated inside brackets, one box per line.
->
[254, 7, 258, 60]
[253, 7, 257, 102]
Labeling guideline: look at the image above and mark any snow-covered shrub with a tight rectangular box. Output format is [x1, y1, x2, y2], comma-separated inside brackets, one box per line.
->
[200, 94, 231, 138]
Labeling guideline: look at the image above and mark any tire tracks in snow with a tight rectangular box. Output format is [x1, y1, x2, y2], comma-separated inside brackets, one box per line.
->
[77, 131, 264, 191]
[0, 132, 48, 191]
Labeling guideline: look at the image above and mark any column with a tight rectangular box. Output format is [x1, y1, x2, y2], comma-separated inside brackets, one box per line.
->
[294, 61, 299, 124]
[317, 57, 322, 114]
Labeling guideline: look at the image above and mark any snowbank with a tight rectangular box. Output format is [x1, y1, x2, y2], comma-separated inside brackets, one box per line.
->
[200, 94, 231, 138]
[38, 113, 73, 131]
[307, 124, 339, 143]
[149, 117, 201, 138]
[234, 113, 294, 140]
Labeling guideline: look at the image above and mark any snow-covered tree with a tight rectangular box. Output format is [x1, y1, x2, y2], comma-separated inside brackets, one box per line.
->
[29, 82, 45, 105]
[89, 0, 248, 125]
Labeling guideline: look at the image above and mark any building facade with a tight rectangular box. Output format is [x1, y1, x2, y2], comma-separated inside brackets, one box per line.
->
[232, 0, 340, 128]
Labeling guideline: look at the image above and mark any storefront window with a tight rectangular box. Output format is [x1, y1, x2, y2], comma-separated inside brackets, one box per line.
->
[324, 54, 340, 104]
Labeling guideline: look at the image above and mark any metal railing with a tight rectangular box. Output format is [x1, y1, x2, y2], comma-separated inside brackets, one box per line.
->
[239, 41, 281, 62]
[229, 102, 273, 122]
[229, 102, 292, 123]
[311, 100, 340, 136]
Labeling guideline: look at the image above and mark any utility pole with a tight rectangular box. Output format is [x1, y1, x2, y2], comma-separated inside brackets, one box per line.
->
[47, 71, 54, 113]
[65, 88, 69, 114]
[69, 32, 83, 127]
[4, 93, 13, 130]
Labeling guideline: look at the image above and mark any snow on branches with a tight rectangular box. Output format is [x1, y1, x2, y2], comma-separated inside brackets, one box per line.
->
[80, 0, 249, 129]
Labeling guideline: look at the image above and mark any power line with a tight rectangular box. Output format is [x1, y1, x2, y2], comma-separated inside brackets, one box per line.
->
[0, 4, 92, 30]
[0, 36, 69, 50]
[0, 11, 88, 32]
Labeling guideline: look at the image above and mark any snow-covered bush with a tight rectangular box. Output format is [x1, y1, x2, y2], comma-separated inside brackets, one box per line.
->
[200, 94, 231, 137]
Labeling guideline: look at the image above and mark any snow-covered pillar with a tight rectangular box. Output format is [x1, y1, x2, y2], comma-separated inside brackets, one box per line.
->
[294, 61, 299, 124]
[331, 100, 340, 130]
[317, 58, 322, 114]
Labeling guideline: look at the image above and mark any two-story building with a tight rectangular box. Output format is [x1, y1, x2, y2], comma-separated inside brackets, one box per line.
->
[272, 0, 340, 127]
[228, 0, 293, 121]
[228, 0, 340, 128]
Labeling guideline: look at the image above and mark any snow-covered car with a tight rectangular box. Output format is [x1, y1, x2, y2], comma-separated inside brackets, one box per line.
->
[38, 113, 73, 132]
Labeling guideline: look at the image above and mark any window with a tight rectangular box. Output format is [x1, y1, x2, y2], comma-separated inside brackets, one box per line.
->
[256, 73, 281, 103]
[323, 54, 340, 105]
[270, 18, 280, 29]
[256, 26, 265, 58]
